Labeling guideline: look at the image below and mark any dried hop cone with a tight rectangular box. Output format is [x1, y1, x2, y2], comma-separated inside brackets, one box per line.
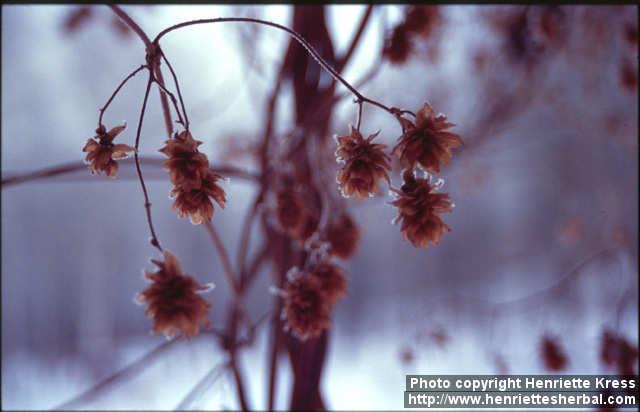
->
[276, 189, 305, 235]
[336, 127, 391, 198]
[540, 335, 568, 372]
[384, 24, 412, 64]
[137, 250, 213, 339]
[281, 271, 331, 340]
[160, 130, 226, 225]
[600, 329, 639, 376]
[392, 103, 462, 174]
[325, 213, 361, 259]
[391, 170, 453, 248]
[82, 124, 134, 177]
[310, 261, 348, 305]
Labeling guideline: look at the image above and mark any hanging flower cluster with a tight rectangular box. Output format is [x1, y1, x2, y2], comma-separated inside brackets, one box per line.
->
[82, 124, 134, 177]
[335, 102, 461, 248]
[159, 130, 226, 225]
[136, 250, 213, 339]
[335, 127, 391, 198]
[280, 260, 347, 340]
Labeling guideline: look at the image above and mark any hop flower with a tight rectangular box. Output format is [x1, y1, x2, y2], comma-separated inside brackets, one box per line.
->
[276, 189, 305, 235]
[159, 130, 210, 191]
[540, 335, 568, 371]
[82, 124, 134, 177]
[325, 213, 360, 259]
[384, 25, 412, 64]
[404, 5, 441, 38]
[392, 103, 462, 174]
[336, 127, 391, 199]
[310, 261, 347, 305]
[391, 170, 453, 248]
[600, 328, 639, 376]
[160, 130, 226, 224]
[137, 250, 212, 339]
[281, 272, 330, 340]
[171, 169, 226, 225]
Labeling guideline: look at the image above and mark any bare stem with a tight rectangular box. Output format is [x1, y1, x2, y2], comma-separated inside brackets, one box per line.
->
[356, 99, 364, 131]
[203, 221, 239, 295]
[133, 73, 163, 252]
[152, 63, 175, 137]
[159, 49, 190, 130]
[98, 65, 146, 127]
[150, 76, 185, 127]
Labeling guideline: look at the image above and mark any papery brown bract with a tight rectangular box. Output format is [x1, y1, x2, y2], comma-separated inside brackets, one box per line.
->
[391, 171, 453, 248]
[384, 25, 412, 64]
[600, 329, 639, 376]
[137, 250, 212, 339]
[392, 103, 462, 174]
[310, 261, 347, 306]
[160, 130, 226, 224]
[336, 127, 391, 199]
[540, 336, 568, 371]
[282, 273, 330, 340]
[404, 5, 441, 38]
[325, 213, 360, 259]
[82, 124, 134, 177]
[160, 131, 210, 191]
[276, 189, 305, 236]
[171, 169, 226, 225]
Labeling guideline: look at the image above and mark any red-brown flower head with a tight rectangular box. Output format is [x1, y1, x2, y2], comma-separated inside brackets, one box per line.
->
[404, 5, 441, 38]
[160, 130, 226, 225]
[384, 25, 412, 64]
[391, 170, 453, 248]
[281, 270, 330, 340]
[276, 189, 305, 236]
[336, 127, 392, 199]
[325, 213, 360, 259]
[600, 328, 639, 376]
[310, 261, 347, 305]
[540, 335, 568, 372]
[82, 124, 134, 177]
[137, 250, 213, 339]
[392, 103, 462, 174]
[171, 169, 226, 225]
[160, 130, 210, 191]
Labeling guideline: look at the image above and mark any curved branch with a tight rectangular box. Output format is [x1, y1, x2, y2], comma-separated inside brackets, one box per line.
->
[153, 17, 403, 116]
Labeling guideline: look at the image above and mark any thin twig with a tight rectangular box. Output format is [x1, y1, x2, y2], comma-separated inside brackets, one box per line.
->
[203, 221, 239, 295]
[98, 65, 146, 127]
[152, 63, 175, 138]
[150, 76, 185, 127]
[133, 73, 163, 252]
[54, 339, 177, 410]
[174, 362, 228, 410]
[229, 352, 250, 412]
[159, 49, 190, 130]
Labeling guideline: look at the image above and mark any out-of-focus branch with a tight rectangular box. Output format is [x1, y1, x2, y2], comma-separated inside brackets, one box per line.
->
[0, 159, 258, 188]
[54, 338, 178, 410]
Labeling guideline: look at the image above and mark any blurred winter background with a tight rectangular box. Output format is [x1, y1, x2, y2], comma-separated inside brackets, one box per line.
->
[1, 4, 638, 410]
